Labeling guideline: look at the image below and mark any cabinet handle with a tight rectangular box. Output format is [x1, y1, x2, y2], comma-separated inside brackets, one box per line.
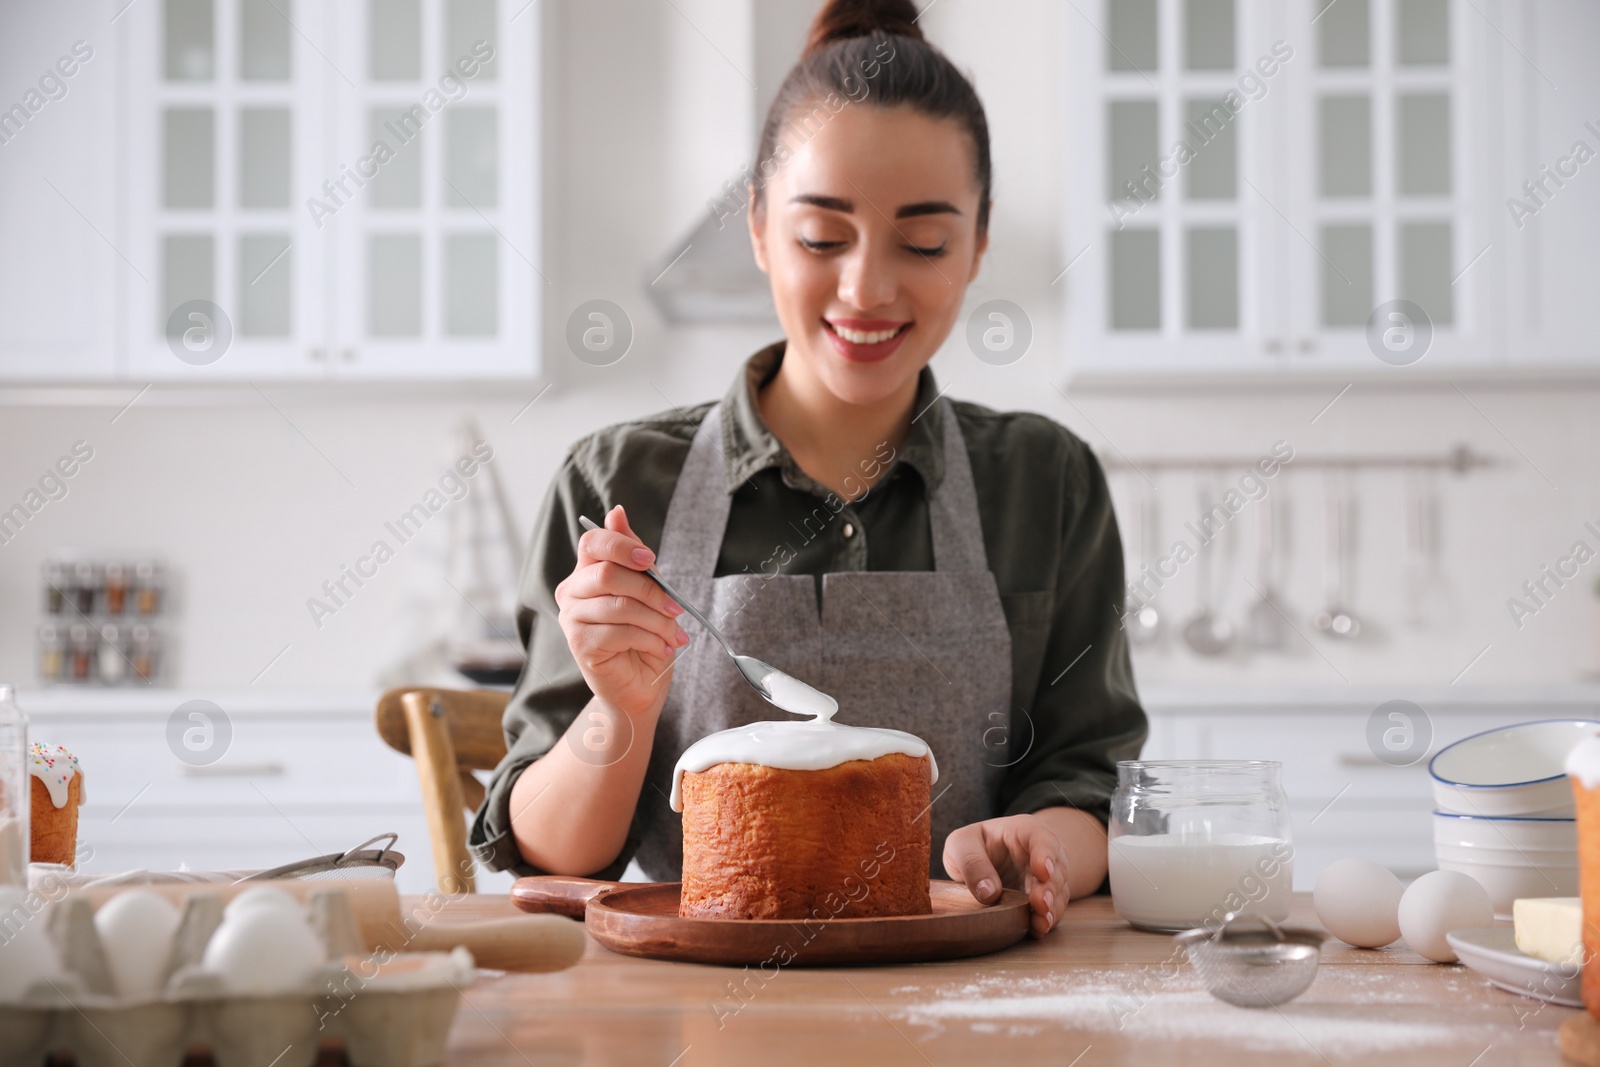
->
[308, 346, 326, 362]
[181, 761, 286, 778]
[1264, 339, 1284, 354]
[1297, 338, 1318, 354]
[341, 347, 357, 362]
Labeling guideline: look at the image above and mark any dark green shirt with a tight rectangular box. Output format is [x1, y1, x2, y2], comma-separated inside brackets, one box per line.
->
[469, 341, 1147, 879]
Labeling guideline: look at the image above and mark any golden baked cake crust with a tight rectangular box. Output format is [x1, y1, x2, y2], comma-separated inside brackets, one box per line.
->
[679, 751, 933, 920]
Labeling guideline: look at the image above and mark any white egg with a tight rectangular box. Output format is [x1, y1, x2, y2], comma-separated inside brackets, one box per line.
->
[1313, 858, 1405, 948]
[94, 890, 182, 1000]
[1397, 869, 1494, 963]
[223, 885, 305, 922]
[202, 906, 327, 995]
[0, 888, 61, 1002]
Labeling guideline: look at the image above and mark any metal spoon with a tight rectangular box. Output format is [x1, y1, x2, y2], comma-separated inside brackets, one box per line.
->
[577, 515, 834, 716]
[1247, 492, 1288, 651]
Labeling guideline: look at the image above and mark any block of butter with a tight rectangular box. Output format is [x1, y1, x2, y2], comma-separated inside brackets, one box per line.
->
[1513, 897, 1583, 967]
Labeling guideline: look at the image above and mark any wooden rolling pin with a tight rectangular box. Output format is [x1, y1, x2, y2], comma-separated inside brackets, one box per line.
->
[81, 878, 587, 973]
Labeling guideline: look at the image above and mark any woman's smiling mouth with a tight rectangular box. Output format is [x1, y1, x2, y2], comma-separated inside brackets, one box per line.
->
[822, 318, 913, 362]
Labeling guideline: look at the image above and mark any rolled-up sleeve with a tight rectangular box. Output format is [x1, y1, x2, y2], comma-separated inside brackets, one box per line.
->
[997, 444, 1147, 831]
[467, 453, 637, 880]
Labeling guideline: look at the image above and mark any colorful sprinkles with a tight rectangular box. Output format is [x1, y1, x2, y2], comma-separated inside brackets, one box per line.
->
[29, 742, 84, 809]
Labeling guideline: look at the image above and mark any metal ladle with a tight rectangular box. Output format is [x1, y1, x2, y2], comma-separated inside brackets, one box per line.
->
[1127, 484, 1163, 646]
[1183, 482, 1235, 657]
[577, 515, 834, 716]
[1175, 912, 1329, 1008]
[1247, 493, 1288, 651]
[1311, 478, 1361, 638]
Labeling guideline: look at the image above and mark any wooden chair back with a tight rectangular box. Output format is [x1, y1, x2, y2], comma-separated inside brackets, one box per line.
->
[375, 686, 510, 894]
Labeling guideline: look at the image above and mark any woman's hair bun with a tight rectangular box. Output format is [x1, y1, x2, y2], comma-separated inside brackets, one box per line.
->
[804, 0, 925, 58]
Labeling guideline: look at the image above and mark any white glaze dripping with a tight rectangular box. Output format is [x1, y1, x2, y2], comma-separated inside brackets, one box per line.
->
[29, 743, 85, 808]
[1566, 733, 1600, 790]
[668, 710, 938, 812]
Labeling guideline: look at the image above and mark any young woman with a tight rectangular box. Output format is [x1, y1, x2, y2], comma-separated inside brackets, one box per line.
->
[470, 0, 1146, 938]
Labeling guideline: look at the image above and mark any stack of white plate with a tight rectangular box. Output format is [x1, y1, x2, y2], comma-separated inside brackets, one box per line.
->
[1428, 719, 1599, 920]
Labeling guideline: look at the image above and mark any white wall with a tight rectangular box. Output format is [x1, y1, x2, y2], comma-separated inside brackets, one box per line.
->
[1, 0, 1598, 697]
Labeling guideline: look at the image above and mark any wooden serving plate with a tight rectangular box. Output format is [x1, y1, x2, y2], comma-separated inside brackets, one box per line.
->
[510, 876, 1031, 966]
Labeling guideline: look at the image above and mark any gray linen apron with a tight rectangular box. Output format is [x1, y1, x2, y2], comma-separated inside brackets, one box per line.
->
[630, 397, 1014, 881]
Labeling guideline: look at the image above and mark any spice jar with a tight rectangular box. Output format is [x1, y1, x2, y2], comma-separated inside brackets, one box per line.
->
[130, 624, 159, 682]
[42, 560, 66, 615]
[134, 562, 161, 616]
[72, 561, 98, 616]
[1108, 760, 1294, 932]
[67, 624, 94, 683]
[37, 624, 64, 684]
[103, 561, 128, 616]
[97, 624, 126, 684]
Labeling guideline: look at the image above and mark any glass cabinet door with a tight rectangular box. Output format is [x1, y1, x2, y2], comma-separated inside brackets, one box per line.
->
[1067, 0, 1284, 374]
[1281, 0, 1494, 368]
[127, 0, 330, 378]
[326, 0, 538, 379]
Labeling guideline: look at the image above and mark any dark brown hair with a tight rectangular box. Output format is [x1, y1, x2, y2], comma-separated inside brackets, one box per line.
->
[751, 0, 993, 237]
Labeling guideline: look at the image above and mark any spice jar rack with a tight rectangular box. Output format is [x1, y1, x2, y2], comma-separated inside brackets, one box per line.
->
[38, 555, 170, 686]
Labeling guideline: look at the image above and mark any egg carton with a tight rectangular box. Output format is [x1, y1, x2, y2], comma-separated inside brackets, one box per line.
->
[0, 888, 471, 1067]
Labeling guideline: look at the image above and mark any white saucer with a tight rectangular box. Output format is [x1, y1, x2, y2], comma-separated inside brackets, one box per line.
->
[1445, 926, 1582, 1007]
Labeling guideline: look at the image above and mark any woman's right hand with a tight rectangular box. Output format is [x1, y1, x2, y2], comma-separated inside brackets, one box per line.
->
[554, 504, 690, 719]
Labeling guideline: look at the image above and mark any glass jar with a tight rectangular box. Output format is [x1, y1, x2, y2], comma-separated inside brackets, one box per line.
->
[103, 561, 128, 616]
[98, 624, 126, 685]
[0, 684, 27, 886]
[1108, 760, 1294, 932]
[72, 561, 98, 616]
[68, 624, 95, 683]
[42, 559, 66, 615]
[37, 623, 65, 684]
[130, 624, 159, 682]
[134, 561, 162, 616]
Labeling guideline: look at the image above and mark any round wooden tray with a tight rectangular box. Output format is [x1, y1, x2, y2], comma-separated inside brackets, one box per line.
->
[510, 876, 1031, 966]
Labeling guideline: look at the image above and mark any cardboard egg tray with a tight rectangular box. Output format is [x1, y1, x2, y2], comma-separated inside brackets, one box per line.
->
[0, 887, 471, 1067]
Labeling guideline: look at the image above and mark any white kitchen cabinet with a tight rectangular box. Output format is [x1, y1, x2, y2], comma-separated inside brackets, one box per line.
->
[0, 4, 120, 379]
[1065, 0, 1579, 377]
[4, 0, 541, 383]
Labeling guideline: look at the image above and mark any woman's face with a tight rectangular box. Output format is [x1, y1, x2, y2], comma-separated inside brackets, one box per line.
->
[748, 103, 989, 409]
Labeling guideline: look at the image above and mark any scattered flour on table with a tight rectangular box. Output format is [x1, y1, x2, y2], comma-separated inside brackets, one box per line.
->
[890, 969, 1511, 1055]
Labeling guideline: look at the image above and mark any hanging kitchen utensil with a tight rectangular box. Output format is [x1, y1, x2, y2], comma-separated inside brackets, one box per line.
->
[1247, 489, 1288, 651]
[1127, 480, 1163, 646]
[1312, 472, 1361, 638]
[1403, 468, 1429, 630]
[445, 417, 527, 686]
[1183, 477, 1235, 657]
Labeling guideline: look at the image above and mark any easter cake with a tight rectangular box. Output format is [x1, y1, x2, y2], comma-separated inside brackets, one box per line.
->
[29, 743, 84, 866]
[670, 709, 937, 921]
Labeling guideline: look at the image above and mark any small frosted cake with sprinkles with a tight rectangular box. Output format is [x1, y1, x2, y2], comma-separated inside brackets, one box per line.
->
[30, 743, 85, 866]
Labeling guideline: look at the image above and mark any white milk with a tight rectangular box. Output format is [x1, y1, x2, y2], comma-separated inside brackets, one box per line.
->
[1108, 832, 1293, 930]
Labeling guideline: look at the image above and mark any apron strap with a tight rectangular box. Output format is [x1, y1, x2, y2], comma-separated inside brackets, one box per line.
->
[656, 402, 733, 576]
[655, 396, 989, 577]
[927, 396, 988, 573]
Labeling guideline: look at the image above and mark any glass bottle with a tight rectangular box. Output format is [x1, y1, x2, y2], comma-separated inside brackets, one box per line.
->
[68, 624, 94, 683]
[0, 684, 27, 887]
[134, 562, 161, 616]
[98, 624, 126, 685]
[73, 561, 98, 616]
[1108, 760, 1294, 932]
[103, 561, 128, 616]
[42, 559, 66, 615]
[37, 623, 64, 684]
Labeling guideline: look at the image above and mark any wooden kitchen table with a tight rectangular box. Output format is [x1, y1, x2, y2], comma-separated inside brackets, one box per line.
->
[425, 891, 1573, 1066]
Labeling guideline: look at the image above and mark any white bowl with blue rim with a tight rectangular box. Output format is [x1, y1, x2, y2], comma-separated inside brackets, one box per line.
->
[1429, 719, 1600, 817]
[1432, 810, 1576, 851]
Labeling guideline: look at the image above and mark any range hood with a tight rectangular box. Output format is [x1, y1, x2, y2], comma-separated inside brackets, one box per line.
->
[643, 199, 777, 323]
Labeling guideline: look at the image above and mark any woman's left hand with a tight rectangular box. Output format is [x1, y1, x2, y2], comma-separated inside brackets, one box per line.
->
[943, 814, 1069, 939]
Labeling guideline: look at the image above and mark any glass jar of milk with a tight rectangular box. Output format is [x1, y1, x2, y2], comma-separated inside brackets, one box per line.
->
[1108, 760, 1293, 932]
